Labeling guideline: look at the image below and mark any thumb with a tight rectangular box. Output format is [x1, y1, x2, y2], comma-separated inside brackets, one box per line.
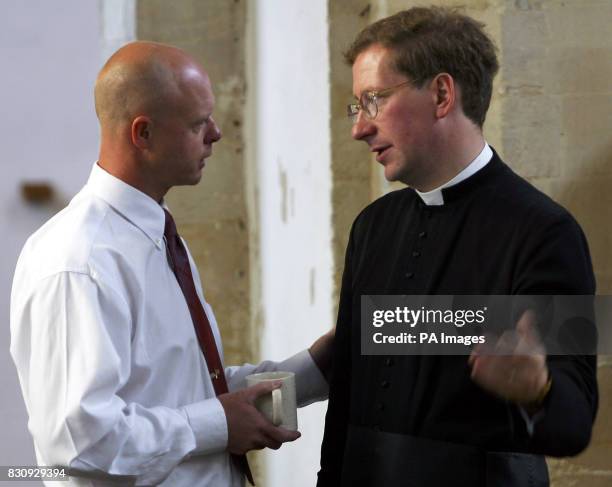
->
[248, 380, 282, 402]
[516, 309, 541, 346]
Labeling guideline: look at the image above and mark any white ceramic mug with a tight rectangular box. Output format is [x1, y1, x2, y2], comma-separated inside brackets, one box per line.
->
[245, 371, 298, 431]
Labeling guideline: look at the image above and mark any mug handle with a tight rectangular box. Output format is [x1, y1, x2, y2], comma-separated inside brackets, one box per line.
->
[271, 388, 283, 426]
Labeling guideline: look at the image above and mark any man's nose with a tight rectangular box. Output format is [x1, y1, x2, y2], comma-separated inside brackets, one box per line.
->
[205, 117, 222, 144]
[351, 112, 376, 140]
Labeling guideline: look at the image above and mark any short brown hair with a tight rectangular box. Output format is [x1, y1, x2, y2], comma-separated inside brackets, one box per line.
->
[345, 7, 499, 127]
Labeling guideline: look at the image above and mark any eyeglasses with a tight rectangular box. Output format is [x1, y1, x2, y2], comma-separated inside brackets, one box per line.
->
[347, 80, 412, 124]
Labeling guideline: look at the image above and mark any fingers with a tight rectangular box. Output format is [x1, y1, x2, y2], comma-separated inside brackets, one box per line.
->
[469, 353, 494, 383]
[468, 343, 487, 367]
[468, 309, 548, 404]
[469, 348, 547, 403]
[516, 310, 546, 356]
[257, 427, 301, 451]
[469, 332, 508, 368]
[516, 309, 539, 341]
[221, 384, 302, 454]
[242, 420, 301, 452]
[265, 425, 301, 445]
[249, 428, 300, 451]
[468, 350, 477, 367]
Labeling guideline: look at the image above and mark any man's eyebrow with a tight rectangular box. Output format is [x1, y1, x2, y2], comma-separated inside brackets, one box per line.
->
[354, 87, 378, 99]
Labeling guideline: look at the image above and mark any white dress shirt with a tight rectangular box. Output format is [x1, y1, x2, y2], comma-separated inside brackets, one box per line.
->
[10, 162, 328, 486]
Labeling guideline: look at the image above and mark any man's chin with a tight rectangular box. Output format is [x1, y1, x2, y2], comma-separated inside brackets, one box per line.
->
[383, 164, 401, 183]
[383, 164, 412, 186]
[179, 172, 204, 186]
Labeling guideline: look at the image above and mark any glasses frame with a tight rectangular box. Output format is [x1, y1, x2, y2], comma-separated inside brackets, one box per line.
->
[347, 80, 412, 123]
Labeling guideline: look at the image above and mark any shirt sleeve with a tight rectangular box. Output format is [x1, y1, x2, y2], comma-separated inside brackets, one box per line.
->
[224, 350, 329, 407]
[514, 213, 598, 456]
[10, 271, 214, 486]
[518, 406, 545, 437]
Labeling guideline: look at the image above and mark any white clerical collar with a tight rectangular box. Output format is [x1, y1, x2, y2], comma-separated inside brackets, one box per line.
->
[415, 143, 493, 206]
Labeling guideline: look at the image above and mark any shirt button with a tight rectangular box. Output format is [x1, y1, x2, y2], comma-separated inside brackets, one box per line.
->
[381, 380, 390, 389]
[412, 250, 421, 257]
[385, 358, 395, 367]
[405, 271, 414, 279]
[419, 231, 427, 239]
[377, 403, 385, 411]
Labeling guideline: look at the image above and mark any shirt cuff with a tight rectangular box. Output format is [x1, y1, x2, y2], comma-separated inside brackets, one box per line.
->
[518, 406, 546, 437]
[181, 398, 228, 455]
[277, 349, 329, 407]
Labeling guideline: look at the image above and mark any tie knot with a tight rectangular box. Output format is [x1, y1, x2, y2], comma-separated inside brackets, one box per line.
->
[163, 209, 178, 239]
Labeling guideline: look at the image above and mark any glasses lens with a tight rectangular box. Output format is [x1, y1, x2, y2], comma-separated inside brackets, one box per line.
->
[347, 103, 360, 123]
[363, 93, 378, 119]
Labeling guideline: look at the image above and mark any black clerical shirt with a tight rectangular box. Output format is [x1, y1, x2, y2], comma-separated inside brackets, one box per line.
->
[318, 149, 598, 486]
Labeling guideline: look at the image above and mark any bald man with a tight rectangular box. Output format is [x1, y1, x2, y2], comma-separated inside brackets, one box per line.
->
[10, 42, 331, 487]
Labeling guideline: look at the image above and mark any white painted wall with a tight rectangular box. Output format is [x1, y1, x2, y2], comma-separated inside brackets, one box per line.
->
[0, 0, 132, 480]
[99, 0, 135, 62]
[250, 1, 333, 485]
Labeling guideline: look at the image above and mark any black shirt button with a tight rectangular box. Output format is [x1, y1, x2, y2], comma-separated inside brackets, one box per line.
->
[405, 271, 415, 279]
[385, 358, 395, 366]
[412, 250, 421, 257]
[419, 231, 427, 238]
[377, 403, 385, 411]
[381, 380, 390, 389]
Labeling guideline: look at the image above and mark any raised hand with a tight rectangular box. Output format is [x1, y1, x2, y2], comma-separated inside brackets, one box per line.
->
[468, 309, 549, 407]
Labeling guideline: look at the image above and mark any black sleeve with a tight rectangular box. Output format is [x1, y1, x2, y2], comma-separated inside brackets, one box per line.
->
[515, 213, 598, 456]
[317, 223, 356, 486]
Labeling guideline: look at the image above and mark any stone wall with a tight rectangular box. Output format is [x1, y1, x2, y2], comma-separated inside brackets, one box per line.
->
[500, 2, 612, 484]
[136, 0, 256, 367]
[328, 0, 374, 298]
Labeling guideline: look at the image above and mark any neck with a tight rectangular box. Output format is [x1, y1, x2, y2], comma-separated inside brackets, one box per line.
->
[412, 122, 486, 192]
[98, 144, 167, 203]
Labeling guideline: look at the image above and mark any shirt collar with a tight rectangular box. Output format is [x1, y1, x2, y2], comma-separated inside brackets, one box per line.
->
[415, 143, 493, 206]
[86, 162, 167, 248]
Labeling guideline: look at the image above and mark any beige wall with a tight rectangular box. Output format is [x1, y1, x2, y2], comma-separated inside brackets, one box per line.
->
[136, 0, 258, 368]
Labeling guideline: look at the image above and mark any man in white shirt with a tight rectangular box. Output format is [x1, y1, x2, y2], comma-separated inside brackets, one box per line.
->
[10, 41, 331, 486]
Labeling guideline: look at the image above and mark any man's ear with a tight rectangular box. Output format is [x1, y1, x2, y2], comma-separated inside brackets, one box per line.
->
[131, 116, 153, 149]
[431, 73, 455, 119]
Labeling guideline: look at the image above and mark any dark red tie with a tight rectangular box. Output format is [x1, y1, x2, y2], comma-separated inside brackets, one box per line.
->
[164, 209, 254, 486]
